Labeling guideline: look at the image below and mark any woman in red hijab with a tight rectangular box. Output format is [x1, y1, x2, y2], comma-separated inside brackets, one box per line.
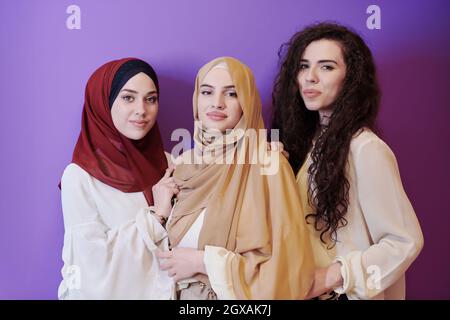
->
[58, 58, 177, 299]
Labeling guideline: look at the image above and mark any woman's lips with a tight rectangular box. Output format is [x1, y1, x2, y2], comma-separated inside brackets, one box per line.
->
[302, 89, 321, 98]
[129, 120, 148, 128]
[206, 111, 227, 121]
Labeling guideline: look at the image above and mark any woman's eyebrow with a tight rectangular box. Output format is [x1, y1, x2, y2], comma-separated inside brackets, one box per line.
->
[120, 88, 157, 95]
[120, 88, 138, 94]
[200, 84, 235, 89]
[300, 59, 338, 64]
[318, 59, 338, 64]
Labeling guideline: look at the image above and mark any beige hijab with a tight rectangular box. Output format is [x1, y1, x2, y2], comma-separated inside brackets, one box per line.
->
[167, 57, 314, 299]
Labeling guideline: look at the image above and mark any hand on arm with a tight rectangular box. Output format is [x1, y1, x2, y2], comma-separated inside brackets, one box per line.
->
[151, 167, 179, 222]
[306, 262, 343, 299]
[267, 141, 289, 159]
[158, 248, 206, 282]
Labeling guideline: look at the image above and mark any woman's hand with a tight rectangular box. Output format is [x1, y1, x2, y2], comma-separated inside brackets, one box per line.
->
[152, 167, 179, 219]
[158, 248, 206, 282]
[267, 141, 289, 159]
[306, 262, 343, 299]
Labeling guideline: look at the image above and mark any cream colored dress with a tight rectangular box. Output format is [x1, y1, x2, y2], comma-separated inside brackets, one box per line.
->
[58, 163, 175, 299]
[168, 208, 237, 300]
[296, 129, 423, 300]
[58, 163, 232, 299]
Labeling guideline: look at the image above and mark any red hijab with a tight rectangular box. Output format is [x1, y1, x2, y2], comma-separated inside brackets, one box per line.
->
[70, 58, 167, 205]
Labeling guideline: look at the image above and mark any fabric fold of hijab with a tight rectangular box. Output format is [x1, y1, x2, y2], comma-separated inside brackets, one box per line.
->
[70, 58, 167, 205]
[167, 57, 314, 299]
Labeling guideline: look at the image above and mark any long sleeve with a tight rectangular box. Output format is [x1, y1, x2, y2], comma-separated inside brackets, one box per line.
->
[169, 207, 237, 300]
[58, 165, 174, 300]
[334, 138, 423, 299]
[203, 245, 237, 299]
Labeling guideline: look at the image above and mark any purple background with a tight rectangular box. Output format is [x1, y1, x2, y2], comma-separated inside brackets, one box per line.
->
[1, 0, 449, 299]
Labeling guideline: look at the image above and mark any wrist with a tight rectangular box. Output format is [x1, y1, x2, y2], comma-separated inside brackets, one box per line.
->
[197, 250, 206, 274]
[153, 205, 171, 219]
[327, 262, 343, 290]
[149, 206, 168, 225]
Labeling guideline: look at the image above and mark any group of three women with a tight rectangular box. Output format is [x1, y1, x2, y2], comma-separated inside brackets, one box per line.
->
[58, 22, 423, 300]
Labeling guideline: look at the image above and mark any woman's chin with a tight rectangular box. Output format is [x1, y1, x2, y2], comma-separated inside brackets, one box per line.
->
[122, 129, 151, 140]
[304, 104, 321, 112]
[203, 123, 226, 133]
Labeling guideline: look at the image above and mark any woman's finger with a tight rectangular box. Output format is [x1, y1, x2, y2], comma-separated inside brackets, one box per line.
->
[164, 177, 175, 184]
[271, 141, 279, 151]
[157, 250, 172, 259]
[160, 261, 170, 271]
[165, 182, 178, 189]
[163, 167, 174, 178]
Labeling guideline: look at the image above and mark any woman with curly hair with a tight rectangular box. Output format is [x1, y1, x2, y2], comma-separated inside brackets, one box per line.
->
[272, 22, 423, 300]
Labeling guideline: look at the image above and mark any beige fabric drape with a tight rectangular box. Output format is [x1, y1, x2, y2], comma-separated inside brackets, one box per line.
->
[167, 57, 314, 299]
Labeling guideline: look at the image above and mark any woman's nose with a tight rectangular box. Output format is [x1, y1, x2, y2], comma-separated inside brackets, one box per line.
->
[134, 99, 146, 116]
[306, 67, 318, 83]
[212, 93, 225, 109]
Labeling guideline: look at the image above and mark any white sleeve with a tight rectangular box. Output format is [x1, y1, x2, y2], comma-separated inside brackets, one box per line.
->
[203, 245, 237, 300]
[164, 151, 174, 168]
[58, 166, 174, 300]
[333, 139, 423, 299]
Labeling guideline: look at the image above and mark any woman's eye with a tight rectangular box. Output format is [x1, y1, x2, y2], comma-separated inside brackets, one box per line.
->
[122, 95, 134, 102]
[299, 64, 309, 70]
[226, 91, 238, 97]
[201, 90, 212, 95]
[321, 65, 335, 71]
[146, 96, 157, 103]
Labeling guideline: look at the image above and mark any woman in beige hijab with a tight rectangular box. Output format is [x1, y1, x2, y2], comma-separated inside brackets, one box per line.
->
[157, 57, 314, 299]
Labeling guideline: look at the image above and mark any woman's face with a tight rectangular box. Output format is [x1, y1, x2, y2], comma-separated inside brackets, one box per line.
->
[297, 39, 347, 118]
[197, 67, 243, 132]
[111, 72, 158, 140]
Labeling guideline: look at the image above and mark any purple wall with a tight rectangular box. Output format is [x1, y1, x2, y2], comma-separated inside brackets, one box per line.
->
[1, 0, 449, 299]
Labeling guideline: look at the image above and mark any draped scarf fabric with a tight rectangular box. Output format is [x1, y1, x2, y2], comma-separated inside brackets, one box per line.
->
[70, 58, 167, 205]
[167, 57, 314, 299]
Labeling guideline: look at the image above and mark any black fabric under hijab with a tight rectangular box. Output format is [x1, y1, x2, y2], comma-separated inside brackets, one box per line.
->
[109, 59, 159, 108]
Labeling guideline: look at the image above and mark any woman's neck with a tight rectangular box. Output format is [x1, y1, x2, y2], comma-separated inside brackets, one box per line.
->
[319, 110, 332, 126]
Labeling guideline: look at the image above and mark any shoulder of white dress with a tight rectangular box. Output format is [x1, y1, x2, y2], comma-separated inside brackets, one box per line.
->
[61, 163, 92, 186]
[350, 128, 395, 162]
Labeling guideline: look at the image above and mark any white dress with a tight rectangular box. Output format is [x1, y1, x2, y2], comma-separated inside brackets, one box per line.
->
[58, 163, 234, 299]
[168, 209, 237, 299]
[58, 163, 174, 299]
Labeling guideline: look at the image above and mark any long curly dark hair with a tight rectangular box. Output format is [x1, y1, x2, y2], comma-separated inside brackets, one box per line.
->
[272, 22, 380, 246]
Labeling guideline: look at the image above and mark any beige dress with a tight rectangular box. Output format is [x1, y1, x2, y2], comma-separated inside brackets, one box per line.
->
[296, 129, 424, 300]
